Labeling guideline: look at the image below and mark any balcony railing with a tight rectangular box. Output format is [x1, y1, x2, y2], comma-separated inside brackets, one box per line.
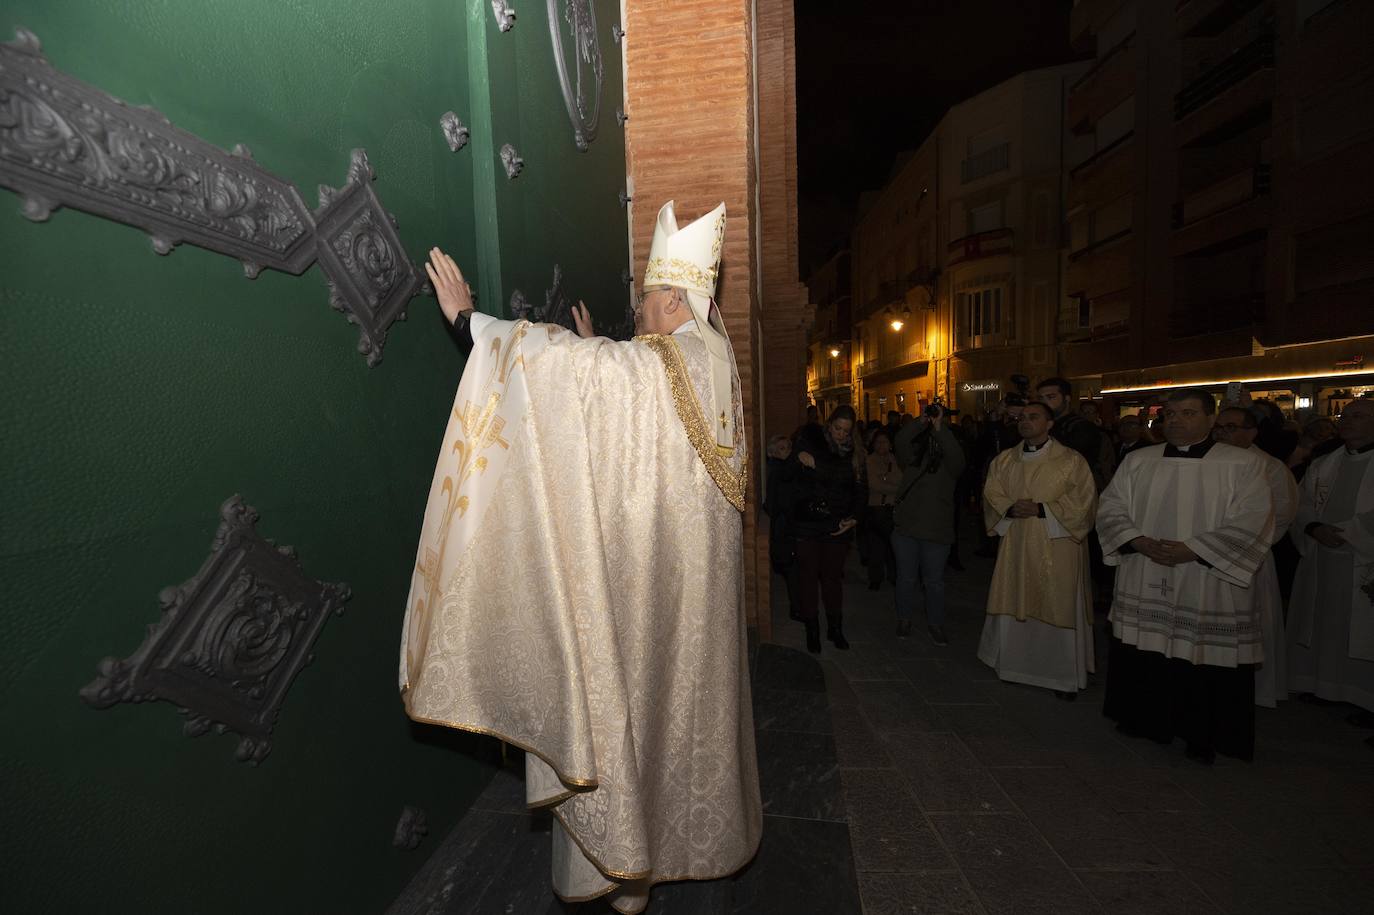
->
[948, 228, 1014, 265]
[961, 142, 1010, 184]
[811, 368, 853, 390]
[1174, 33, 1274, 120]
[1069, 130, 1134, 177]
[1172, 163, 1271, 227]
[856, 345, 929, 379]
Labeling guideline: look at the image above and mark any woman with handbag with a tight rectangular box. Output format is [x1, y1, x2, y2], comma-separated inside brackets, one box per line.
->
[864, 429, 900, 590]
[783, 405, 862, 653]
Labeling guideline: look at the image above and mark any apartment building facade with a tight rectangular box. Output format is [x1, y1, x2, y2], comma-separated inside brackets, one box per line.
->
[836, 63, 1088, 421]
[805, 248, 854, 421]
[1065, 0, 1374, 416]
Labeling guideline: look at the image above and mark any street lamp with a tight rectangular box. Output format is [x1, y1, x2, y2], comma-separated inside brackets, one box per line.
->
[829, 346, 841, 358]
[887, 305, 911, 332]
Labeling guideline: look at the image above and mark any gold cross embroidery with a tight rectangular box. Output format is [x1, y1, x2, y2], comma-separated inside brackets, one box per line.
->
[719, 411, 728, 430]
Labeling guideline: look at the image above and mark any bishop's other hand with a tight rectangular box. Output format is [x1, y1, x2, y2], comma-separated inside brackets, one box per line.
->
[425, 247, 473, 325]
[572, 300, 595, 338]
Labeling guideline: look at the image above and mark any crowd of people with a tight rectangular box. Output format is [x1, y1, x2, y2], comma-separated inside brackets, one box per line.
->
[764, 379, 1374, 764]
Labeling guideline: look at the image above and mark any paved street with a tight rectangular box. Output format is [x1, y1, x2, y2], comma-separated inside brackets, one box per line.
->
[766, 526, 1374, 915]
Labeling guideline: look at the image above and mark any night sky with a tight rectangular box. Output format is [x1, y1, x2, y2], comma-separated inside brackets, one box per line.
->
[795, 0, 1081, 274]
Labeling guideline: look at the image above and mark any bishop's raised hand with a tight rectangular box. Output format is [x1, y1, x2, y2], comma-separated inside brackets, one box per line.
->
[425, 247, 473, 325]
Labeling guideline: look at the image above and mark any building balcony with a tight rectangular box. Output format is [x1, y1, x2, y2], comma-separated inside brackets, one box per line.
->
[857, 344, 930, 382]
[1067, 132, 1135, 212]
[1174, 34, 1274, 145]
[1168, 293, 1264, 338]
[1066, 35, 1136, 133]
[947, 228, 1014, 266]
[1066, 231, 1133, 301]
[1070, 0, 1124, 50]
[858, 346, 929, 379]
[961, 142, 1010, 184]
[1060, 287, 1132, 335]
[1170, 164, 1271, 256]
[811, 368, 853, 392]
[1176, 0, 1265, 39]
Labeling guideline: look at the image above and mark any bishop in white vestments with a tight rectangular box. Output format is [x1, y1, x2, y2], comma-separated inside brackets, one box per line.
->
[399, 202, 762, 912]
[977, 402, 1097, 697]
[1097, 389, 1274, 763]
[1212, 407, 1298, 708]
[1288, 398, 1374, 727]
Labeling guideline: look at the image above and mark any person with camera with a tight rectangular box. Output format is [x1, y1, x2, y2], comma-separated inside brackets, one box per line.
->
[784, 404, 862, 653]
[892, 402, 966, 644]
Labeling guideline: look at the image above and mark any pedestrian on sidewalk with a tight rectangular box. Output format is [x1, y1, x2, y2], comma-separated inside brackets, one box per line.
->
[892, 403, 965, 645]
[864, 429, 900, 590]
[784, 404, 862, 654]
[764, 433, 801, 622]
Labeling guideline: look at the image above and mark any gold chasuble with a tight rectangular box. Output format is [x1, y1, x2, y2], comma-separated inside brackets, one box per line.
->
[982, 440, 1097, 628]
[399, 312, 760, 912]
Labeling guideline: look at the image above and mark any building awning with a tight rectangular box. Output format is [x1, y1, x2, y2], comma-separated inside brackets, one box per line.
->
[1099, 335, 1374, 395]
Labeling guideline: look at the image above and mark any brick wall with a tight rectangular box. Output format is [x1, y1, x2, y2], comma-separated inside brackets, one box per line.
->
[625, 0, 806, 637]
[624, 0, 766, 631]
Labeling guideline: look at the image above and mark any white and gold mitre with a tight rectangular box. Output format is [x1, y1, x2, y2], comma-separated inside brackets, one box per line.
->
[643, 201, 737, 451]
[644, 200, 726, 296]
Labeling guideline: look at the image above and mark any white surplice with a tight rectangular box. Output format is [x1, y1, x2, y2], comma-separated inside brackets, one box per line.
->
[977, 443, 1095, 692]
[1288, 446, 1374, 712]
[1097, 441, 1274, 668]
[1253, 448, 1298, 708]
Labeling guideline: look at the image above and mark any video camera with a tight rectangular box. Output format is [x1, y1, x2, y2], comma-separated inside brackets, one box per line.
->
[924, 398, 959, 418]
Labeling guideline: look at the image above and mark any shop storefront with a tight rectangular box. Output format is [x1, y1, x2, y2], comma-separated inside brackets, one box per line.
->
[859, 372, 934, 422]
[955, 378, 1003, 417]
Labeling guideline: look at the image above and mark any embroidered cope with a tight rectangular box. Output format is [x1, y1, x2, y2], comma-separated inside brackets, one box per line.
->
[399, 313, 759, 912]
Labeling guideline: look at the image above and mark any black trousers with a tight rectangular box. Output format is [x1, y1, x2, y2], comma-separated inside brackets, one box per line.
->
[863, 505, 896, 585]
[1103, 637, 1256, 761]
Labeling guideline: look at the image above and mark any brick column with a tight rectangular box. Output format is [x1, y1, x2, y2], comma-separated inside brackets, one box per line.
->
[624, 0, 767, 632]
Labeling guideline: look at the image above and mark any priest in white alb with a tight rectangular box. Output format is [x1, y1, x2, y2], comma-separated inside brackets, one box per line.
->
[398, 201, 762, 912]
[1288, 397, 1374, 740]
[1211, 406, 1298, 708]
[977, 401, 1097, 699]
[1097, 388, 1274, 763]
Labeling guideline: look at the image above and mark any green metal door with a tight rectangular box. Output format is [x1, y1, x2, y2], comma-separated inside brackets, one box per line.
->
[0, 1, 628, 912]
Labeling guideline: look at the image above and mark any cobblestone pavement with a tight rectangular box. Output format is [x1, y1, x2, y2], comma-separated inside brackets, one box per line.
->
[767, 528, 1374, 915]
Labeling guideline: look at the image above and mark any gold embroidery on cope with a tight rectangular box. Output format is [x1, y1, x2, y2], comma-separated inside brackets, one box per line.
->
[406, 322, 524, 685]
[639, 334, 746, 512]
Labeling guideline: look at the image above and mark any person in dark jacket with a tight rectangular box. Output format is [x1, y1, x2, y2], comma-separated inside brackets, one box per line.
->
[1114, 414, 1150, 463]
[891, 404, 966, 644]
[764, 433, 801, 622]
[783, 404, 862, 654]
[1035, 378, 1115, 491]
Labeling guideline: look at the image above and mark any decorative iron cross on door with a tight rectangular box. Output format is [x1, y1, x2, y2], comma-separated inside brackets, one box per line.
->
[1147, 577, 1174, 598]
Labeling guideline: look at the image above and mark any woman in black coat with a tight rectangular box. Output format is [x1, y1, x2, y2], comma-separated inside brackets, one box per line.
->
[782, 404, 863, 653]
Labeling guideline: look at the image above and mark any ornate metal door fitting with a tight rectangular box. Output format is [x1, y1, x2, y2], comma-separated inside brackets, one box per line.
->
[547, 1, 604, 151]
[316, 150, 425, 365]
[79, 496, 352, 765]
[0, 29, 424, 366]
[439, 111, 470, 152]
[491, 1, 517, 32]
